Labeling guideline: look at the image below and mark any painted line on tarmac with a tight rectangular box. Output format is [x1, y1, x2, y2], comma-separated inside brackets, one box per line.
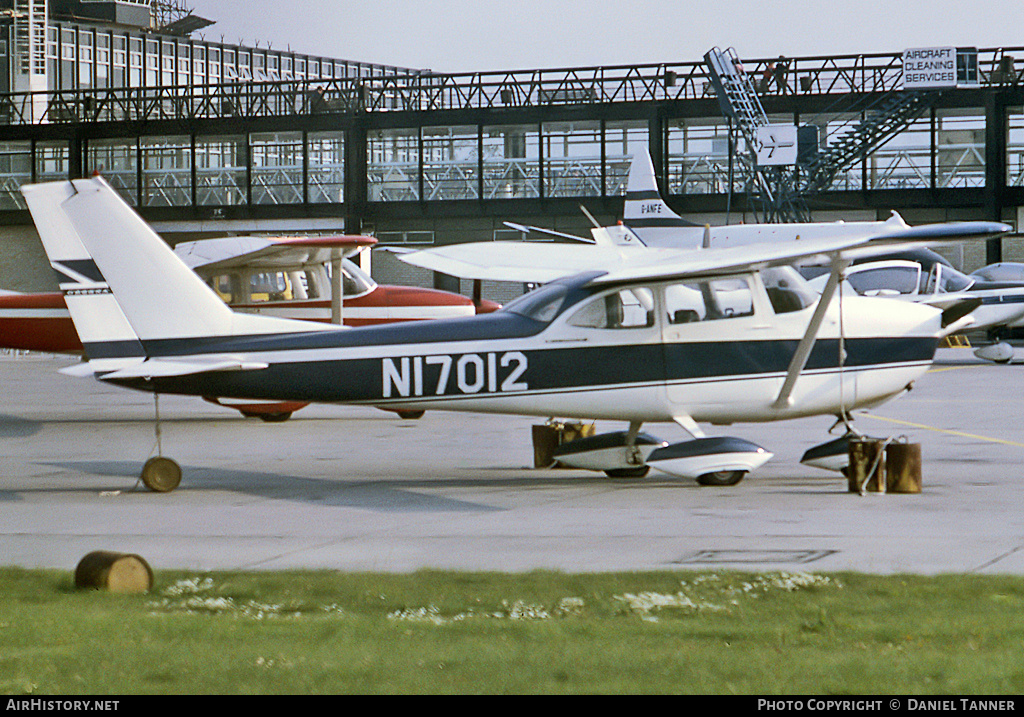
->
[862, 413, 1024, 449]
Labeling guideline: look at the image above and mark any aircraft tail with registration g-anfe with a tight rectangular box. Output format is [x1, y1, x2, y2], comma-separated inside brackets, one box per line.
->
[21, 177, 1009, 492]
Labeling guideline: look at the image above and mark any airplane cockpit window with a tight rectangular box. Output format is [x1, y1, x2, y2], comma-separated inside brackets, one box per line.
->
[665, 276, 754, 324]
[503, 283, 571, 323]
[761, 266, 817, 313]
[924, 264, 974, 294]
[568, 288, 655, 329]
[845, 266, 920, 296]
[248, 271, 293, 302]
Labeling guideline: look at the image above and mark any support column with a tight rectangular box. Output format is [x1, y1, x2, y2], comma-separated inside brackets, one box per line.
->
[344, 117, 368, 235]
[985, 91, 1008, 265]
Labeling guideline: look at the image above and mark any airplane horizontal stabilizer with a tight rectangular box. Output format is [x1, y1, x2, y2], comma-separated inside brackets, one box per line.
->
[98, 358, 269, 381]
[502, 222, 594, 244]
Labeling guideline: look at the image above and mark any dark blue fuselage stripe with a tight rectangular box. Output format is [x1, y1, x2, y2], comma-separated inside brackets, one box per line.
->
[113, 336, 937, 404]
[81, 312, 551, 360]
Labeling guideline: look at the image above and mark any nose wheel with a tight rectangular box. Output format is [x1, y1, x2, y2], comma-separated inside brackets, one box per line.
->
[696, 470, 747, 486]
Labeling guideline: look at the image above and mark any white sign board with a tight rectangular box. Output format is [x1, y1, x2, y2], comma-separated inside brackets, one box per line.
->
[756, 124, 798, 166]
[903, 47, 957, 89]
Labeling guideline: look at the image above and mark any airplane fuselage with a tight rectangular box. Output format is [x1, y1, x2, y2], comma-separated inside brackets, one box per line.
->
[103, 271, 942, 426]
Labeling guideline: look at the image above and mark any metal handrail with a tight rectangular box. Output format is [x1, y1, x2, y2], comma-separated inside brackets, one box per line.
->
[0, 47, 1019, 126]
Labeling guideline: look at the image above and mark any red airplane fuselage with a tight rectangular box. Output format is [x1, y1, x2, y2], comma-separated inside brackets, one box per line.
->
[0, 286, 500, 354]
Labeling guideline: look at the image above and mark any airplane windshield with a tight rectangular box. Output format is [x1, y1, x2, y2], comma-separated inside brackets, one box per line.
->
[329, 260, 376, 297]
[925, 264, 974, 294]
[846, 265, 920, 296]
[503, 283, 571, 323]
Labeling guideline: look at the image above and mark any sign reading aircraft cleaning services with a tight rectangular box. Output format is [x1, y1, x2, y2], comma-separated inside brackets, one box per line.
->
[903, 47, 957, 89]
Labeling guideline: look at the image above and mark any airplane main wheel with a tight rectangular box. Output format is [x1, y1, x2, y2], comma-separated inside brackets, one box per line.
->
[255, 412, 293, 423]
[141, 456, 182, 493]
[397, 410, 426, 420]
[696, 470, 746, 487]
[604, 466, 651, 478]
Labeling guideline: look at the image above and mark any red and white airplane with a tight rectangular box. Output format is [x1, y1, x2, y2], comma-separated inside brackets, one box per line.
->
[0, 233, 499, 419]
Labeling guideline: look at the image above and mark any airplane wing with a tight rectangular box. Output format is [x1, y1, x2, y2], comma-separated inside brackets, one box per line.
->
[590, 221, 1011, 286]
[399, 241, 659, 283]
[402, 219, 1011, 285]
[586, 234, 873, 286]
[174, 235, 377, 272]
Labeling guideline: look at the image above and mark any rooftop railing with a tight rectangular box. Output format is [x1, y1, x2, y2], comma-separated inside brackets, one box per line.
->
[0, 48, 1020, 126]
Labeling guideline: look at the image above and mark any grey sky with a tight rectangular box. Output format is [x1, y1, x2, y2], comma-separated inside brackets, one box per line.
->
[189, 1, 1023, 73]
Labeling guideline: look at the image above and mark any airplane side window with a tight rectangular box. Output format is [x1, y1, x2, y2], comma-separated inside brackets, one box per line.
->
[302, 270, 321, 299]
[568, 288, 654, 329]
[666, 278, 754, 323]
[249, 271, 292, 303]
[923, 264, 972, 294]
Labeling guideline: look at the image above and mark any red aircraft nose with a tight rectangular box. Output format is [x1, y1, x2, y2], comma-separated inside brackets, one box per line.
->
[474, 298, 502, 314]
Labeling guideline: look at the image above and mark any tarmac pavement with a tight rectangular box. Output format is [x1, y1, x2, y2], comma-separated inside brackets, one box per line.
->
[2, 348, 1024, 576]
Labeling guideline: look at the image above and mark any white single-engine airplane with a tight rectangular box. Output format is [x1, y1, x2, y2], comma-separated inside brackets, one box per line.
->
[21, 176, 1007, 492]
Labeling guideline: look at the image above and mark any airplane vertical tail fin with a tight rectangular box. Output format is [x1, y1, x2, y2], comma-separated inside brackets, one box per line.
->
[22, 180, 149, 366]
[22, 177, 327, 364]
[622, 148, 702, 248]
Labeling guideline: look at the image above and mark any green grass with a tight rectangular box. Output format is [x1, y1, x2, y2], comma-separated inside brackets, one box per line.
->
[2, 567, 1024, 694]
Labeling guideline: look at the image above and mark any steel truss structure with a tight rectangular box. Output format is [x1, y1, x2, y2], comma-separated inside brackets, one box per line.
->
[0, 48, 1021, 261]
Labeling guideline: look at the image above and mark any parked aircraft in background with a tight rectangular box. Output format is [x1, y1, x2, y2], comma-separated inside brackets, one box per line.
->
[800, 249, 1024, 363]
[403, 148, 1020, 362]
[20, 175, 1002, 492]
[0, 230, 498, 420]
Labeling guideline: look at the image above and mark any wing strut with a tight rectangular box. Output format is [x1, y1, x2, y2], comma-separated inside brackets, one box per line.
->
[330, 249, 344, 325]
[772, 255, 851, 410]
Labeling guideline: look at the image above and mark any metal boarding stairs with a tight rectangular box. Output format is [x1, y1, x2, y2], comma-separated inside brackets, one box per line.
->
[704, 47, 769, 145]
[798, 90, 937, 194]
[704, 47, 940, 223]
[703, 47, 778, 219]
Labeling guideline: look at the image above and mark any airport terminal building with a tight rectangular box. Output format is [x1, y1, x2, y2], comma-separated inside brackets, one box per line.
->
[0, 0, 1022, 298]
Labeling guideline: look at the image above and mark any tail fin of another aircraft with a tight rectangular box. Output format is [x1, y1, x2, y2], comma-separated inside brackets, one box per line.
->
[22, 177, 330, 365]
[622, 148, 703, 248]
